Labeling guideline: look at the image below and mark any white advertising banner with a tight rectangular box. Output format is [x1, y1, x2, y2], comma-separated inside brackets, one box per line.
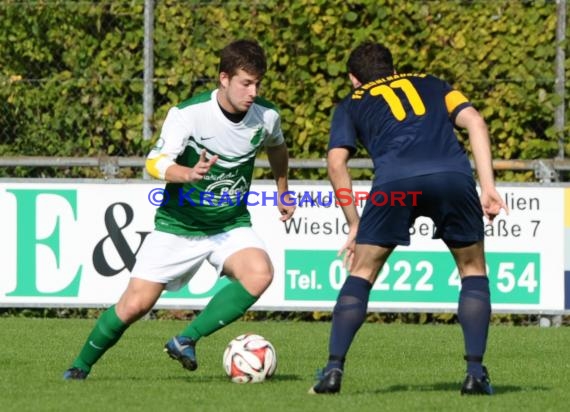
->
[0, 180, 568, 314]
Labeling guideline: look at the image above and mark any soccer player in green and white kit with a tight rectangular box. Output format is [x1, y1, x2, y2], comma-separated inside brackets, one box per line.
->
[63, 39, 295, 380]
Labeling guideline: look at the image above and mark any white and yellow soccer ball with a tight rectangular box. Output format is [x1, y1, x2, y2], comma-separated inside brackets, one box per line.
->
[222, 333, 277, 383]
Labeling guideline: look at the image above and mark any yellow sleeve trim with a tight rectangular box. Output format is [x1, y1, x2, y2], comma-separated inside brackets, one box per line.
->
[445, 90, 469, 114]
[146, 155, 169, 180]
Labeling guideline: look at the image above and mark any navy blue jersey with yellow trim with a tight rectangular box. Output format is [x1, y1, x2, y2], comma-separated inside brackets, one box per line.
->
[329, 73, 473, 185]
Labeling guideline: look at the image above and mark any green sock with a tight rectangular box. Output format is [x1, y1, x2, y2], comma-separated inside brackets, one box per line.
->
[72, 305, 128, 372]
[181, 280, 257, 341]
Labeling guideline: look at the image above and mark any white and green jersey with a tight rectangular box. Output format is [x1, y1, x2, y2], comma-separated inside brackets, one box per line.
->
[147, 89, 284, 236]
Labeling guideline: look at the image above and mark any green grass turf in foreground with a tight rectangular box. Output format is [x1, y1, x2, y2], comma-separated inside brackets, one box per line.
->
[0, 318, 569, 412]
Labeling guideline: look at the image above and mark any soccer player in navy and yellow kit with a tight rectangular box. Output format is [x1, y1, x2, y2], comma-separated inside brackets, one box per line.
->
[310, 42, 507, 395]
[63, 40, 295, 380]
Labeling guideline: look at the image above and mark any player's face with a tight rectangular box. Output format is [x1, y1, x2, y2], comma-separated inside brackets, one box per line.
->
[218, 69, 261, 113]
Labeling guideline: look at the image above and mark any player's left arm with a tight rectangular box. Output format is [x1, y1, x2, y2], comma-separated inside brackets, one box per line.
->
[266, 142, 295, 221]
[328, 147, 359, 268]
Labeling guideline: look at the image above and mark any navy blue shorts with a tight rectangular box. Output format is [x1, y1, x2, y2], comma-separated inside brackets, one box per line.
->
[355, 172, 484, 247]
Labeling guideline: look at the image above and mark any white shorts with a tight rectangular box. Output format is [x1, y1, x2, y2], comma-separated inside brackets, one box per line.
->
[131, 227, 267, 291]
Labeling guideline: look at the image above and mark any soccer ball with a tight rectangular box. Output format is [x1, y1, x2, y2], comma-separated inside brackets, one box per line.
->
[222, 333, 277, 383]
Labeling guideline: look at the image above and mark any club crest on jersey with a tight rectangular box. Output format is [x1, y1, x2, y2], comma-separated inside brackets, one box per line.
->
[250, 127, 265, 146]
[204, 176, 249, 202]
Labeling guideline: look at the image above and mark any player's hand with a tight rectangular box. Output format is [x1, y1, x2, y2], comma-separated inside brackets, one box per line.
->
[480, 187, 509, 223]
[277, 191, 296, 221]
[190, 149, 218, 182]
[339, 224, 358, 270]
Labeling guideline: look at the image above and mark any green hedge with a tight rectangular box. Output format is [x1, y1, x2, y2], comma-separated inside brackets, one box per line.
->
[2, 307, 568, 326]
[0, 0, 568, 180]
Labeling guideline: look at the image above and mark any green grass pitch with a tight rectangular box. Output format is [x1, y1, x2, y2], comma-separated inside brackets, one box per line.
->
[1, 317, 569, 412]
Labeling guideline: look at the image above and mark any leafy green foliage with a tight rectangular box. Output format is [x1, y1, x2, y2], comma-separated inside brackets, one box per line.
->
[0, 0, 567, 180]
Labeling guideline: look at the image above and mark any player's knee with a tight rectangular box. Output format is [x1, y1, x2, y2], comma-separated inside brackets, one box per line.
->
[240, 264, 273, 296]
[447, 240, 486, 275]
[248, 256, 274, 278]
[252, 265, 274, 289]
[118, 298, 153, 322]
[455, 256, 486, 276]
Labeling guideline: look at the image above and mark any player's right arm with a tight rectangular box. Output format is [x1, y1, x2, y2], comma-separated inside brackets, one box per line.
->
[164, 150, 218, 183]
[455, 106, 508, 222]
[145, 107, 217, 183]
